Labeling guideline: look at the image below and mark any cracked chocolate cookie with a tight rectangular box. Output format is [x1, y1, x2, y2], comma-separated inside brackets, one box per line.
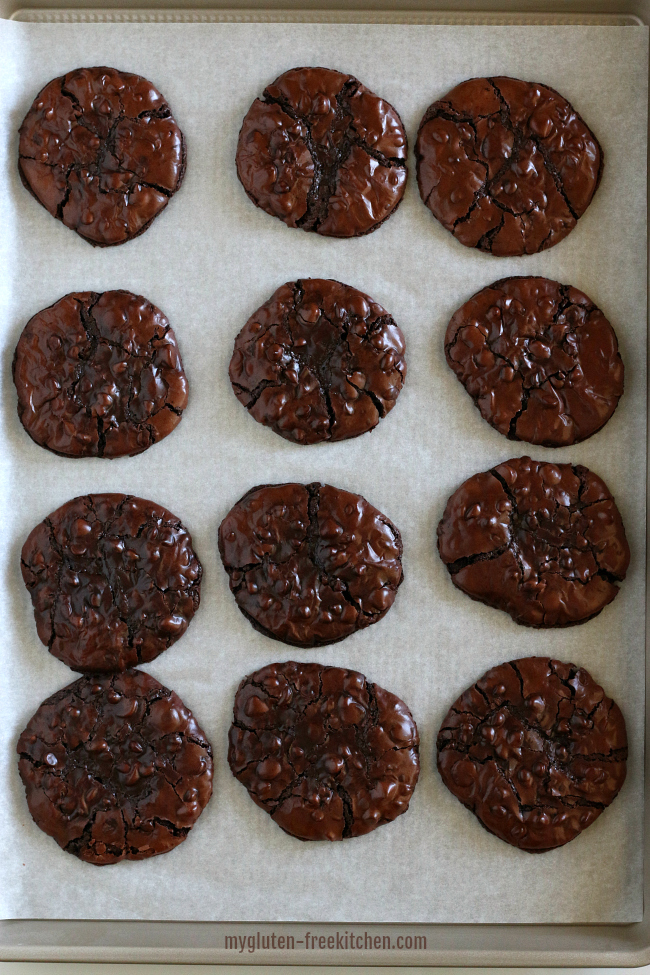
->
[13, 290, 188, 458]
[22, 494, 202, 673]
[18, 66, 186, 246]
[236, 66, 407, 237]
[218, 482, 403, 647]
[17, 669, 213, 864]
[437, 656, 627, 852]
[416, 77, 602, 256]
[437, 457, 629, 627]
[445, 277, 624, 447]
[229, 278, 406, 444]
[229, 661, 419, 840]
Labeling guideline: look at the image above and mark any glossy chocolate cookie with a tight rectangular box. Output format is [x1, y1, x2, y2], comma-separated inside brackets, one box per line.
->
[229, 661, 419, 840]
[22, 494, 202, 673]
[229, 278, 406, 444]
[17, 669, 213, 864]
[236, 66, 407, 237]
[218, 482, 403, 647]
[13, 291, 188, 458]
[445, 277, 624, 446]
[19, 66, 186, 246]
[416, 77, 602, 256]
[437, 457, 629, 627]
[437, 656, 627, 852]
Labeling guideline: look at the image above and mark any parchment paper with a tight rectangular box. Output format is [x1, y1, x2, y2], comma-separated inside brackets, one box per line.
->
[0, 22, 647, 923]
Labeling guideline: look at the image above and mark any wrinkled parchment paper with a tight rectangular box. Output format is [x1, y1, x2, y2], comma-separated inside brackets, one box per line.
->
[0, 22, 647, 922]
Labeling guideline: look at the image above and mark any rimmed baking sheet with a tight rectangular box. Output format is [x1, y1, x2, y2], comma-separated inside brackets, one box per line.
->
[0, 9, 648, 966]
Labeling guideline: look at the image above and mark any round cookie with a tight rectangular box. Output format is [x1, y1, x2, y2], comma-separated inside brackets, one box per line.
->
[19, 66, 186, 246]
[236, 66, 407, 237]
[416, 77, 602, 256]
[437, 656, 627, 852]
[229, 278, 406, 444]
[445, 277, 624, 446]
[228, 661, 419, 840]
[13, 290, 188, 459]
[21, 494, 202, 673]
[218, 482, 403, 647]
[437, 457, 629, 627]
[17, 669, 213, 864]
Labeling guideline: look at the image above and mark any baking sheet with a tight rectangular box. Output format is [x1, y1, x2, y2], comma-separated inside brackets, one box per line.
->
[0, 22, 647, 924]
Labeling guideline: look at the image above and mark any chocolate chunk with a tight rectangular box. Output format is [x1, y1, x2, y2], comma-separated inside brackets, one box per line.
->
[437, 457, 629, 627]
[445, 277, 624, 446]
[17, 669, 213, 864]
[13, 291, 188, 459]
[236, 66, 407, 237]
[21, 494, 202, 673]
[229, 278, 406, 444]
[18, 66, 186, 246]
[229, 661, 419, 840]
[416, 77, 602, 256]
[437, 656, 627, 852]
[218, 482, 403, 647]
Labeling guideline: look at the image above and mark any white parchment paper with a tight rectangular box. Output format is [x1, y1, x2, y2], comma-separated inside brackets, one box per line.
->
[0, 23, 647, 923]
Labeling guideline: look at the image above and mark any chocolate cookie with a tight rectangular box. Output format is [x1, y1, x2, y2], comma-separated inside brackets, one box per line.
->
[218, 482, 402, 647]
[445, 277, 624, 446]
[22, 494, 202, 673]
[19, 66, 186, 246]
[13, 291, 188, 458]
[17, 669, 213, 864]
[236, 67, 407, 237]
[416, 77, 602, 256]
[437, 656, 627, 852]
[229, 279, 406, 444]
[437, 457, 629, 627]
[229, 661, 419, 840]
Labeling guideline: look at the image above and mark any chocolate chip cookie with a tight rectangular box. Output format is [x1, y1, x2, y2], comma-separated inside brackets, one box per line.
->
[229, 278, 406, 444]
[18, 669, 213, 864]
[437, 656, 627, 852]
[19, 66, 186, 246]
[218, 482, 403, 647]
[229, 661, 419, 840]
[445, 277, 624, 446]
[236, 66, 407, 237]
[13, 290, 188, 458]
[416, 77, 602, 255]
[22, 494, 202, 672]
[437, 457, 629, 627]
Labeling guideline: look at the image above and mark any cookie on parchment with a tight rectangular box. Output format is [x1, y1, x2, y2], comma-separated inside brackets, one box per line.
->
[218, 482, 403, 647]
[416, 77, 602, 255]
[437, 656, 627, 852]
[437, 457, 629, 627]
[13, 290, 188, 459]
[236, 66, 407, 237]
[21, 494, 202, 673]
[17, 669, 213, 864]
[18, 66, 186, 246]
[228, 661, 419, 840]
[229, 278, 406, 444]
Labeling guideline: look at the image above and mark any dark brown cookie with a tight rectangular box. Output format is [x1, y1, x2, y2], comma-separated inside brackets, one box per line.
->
[236, 66, 407, 237]
[13, 291, 188, 459]
[437, 457, 629, 627]
[229, 278, 406, 444]
[437, 656, 627, 852]
[19, 66, 186, 246]
[445, 277, 624, 446]
[22, 494, 202, 673]
[416, 77, 602, 256]
[218, 482, 403, 647]
[229, 661, 419, 840]
[17, 669, 213, 864]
